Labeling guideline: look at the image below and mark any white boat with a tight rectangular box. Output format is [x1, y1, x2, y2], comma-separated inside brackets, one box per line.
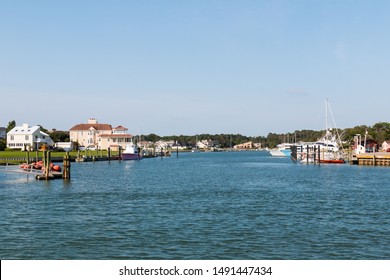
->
[296, 99, 345, 164]
[121, 143, 142, 160]
[269, 143, 294, 157]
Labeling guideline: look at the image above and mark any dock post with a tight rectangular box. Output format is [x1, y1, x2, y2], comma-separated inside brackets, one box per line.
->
[25, 145, 30, 164]
[42, 149, 46, 170]
[42, 150, 51, 179]
[313, 146, 316, 163]
[318, 145, 321, 164]
[47, 151, 51, 178]
[177, 147, 179, 158]
[108, 147, 111, 162]
[306, 145, 309, 164]
[63, 151, 71, 180]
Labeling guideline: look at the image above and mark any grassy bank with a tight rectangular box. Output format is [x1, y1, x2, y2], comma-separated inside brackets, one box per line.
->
[0, 151, 77, 163]
[0, 150, 77, 158]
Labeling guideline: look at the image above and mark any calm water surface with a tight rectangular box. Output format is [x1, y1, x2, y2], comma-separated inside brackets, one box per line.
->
[0, 151, 389, 259]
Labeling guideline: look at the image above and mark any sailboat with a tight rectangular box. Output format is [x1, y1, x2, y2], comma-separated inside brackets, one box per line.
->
[298, 99, 346, 164]
[319, 99, 345, 163]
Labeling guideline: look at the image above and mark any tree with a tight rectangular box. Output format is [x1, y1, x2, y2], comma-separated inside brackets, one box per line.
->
[371, 122, 390, 144]
[49, 131, 70, 142]
[6, 120, 16, 132]
[142, 134, 161, 143]
[0, 139, 6, 151]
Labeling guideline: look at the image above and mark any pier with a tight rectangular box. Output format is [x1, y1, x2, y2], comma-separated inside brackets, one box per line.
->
[351, 153, 390, 166]
[0, 150, 72, 181]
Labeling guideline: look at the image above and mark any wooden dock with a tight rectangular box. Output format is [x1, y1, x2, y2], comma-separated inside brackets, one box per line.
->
[351, 153, 390, 166]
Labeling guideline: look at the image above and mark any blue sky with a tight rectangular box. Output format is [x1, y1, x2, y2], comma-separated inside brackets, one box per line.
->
[1, 0, 389, 136]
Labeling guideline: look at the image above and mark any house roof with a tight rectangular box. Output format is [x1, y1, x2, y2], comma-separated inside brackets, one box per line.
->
[8, 125, 40, 135]
[113, 125, 128, 130]
[69, 123, 112, 131]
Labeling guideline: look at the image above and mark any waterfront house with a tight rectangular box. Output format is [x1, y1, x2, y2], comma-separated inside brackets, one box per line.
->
[97, 125, 135, 151]
[365, 139, 379, 153]
[234, 141, 253, 150]
[196, 139, 217, 149]
[381, 141, 390, 151]
[155, 140, 173, 152]
[69, 118, 135, 150]
[7, 123, 54, 151]
[69, 118, 112, 149]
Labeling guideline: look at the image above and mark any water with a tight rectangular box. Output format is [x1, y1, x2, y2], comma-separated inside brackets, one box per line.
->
[0, 151, 389, 259]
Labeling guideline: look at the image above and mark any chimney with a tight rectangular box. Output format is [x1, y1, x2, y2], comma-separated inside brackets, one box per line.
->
[88, 118, 98, 124]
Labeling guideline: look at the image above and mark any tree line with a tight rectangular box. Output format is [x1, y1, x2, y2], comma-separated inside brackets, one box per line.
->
[2, 120, 390, 151]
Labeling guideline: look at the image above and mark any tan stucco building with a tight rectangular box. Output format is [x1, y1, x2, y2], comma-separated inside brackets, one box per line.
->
[69, 118, 134, 150]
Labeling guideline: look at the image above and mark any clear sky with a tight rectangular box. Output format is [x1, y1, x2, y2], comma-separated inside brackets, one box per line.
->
[1, 0, 389, 136]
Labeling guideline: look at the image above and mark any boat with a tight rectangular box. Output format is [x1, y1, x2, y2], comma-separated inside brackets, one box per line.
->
[121, 143, 142, 160]
[269, 143, 294, 157]
[320, 158, 345, 164]
[293, 99, 346, 164]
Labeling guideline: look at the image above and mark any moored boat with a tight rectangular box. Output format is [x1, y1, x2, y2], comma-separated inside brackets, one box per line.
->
[292, 99, 346, 164]
[320, 158, 345, 164]
[121, 143, 142, 160]
[269, 143, 294, 157]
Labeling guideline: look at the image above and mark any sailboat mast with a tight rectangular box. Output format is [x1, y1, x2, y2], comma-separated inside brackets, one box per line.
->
[325, 98, 328, 137]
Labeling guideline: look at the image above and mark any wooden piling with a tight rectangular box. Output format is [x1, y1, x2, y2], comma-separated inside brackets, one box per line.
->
[318, 145, 321, 164]
[306, 145, 309, 164]
[313, 146, 316, 163]
[45, 151, 51, 178]
[25, 148, 30, 164]
[63, 151, 71, 180]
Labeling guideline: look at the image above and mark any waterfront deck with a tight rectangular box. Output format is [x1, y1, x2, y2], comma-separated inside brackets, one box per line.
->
[351, 152, 390, 166]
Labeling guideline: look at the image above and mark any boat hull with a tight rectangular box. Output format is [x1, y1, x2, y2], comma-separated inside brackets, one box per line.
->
[121, 153, 141, 160]
[269, 149, 286, 157]
[320, 159, 345, 164]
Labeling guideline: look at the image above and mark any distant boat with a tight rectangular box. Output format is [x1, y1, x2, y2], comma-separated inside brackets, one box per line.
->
[121, 143, 142, 160]
[269, 143, 294, 157]
[320, 158, 345, 164]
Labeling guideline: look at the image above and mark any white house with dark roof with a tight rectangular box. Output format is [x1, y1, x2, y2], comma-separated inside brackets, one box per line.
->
[7, 123, 54, 150]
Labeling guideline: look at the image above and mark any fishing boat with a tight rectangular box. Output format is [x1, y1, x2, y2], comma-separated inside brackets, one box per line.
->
[121, 143, 142, 160]
[294, 99, 346, 164]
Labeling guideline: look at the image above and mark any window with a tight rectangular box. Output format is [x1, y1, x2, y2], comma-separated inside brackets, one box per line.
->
[25, 135, 29, 140]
